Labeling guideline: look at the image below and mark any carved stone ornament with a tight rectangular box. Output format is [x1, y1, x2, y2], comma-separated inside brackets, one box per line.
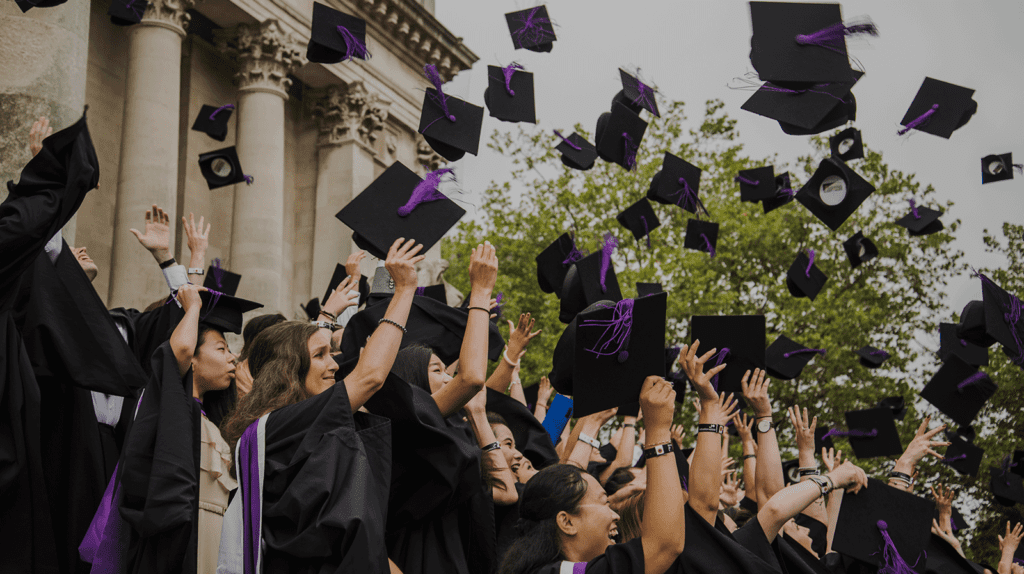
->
[216, 20, 307, 96]
[416, 138, 446, 173]
[141, 0, 196, 32]
[311, 81, 392, 147]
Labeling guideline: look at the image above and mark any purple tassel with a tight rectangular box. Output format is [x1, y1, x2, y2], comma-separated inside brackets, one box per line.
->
[783, 348, 826, 359]
[701, 234, 716, 258]
[553, 130, 582, 151]
[397, 167, 455, 217]
[942, 454, 967, 464]
[681, 476, 688, 492]
[336, 25, 371, 60]
[599, 232, 618, 293]
[956, 372, 988, 392]
[562, 232, 587, 265]
[870, 349, 890, 359]
[495, 292, 504, 315]
[580, 299, 635, 363]
[243, 174, 254, 185]
[510, 7, 554, 47]
[415, 286, 425, 297]
[208, 104, 235, 120]
[1000, 454, 1019, 485]
[622, 133, 638, 170]
[875, 520, 921, 574]
[909, 199, 921, 220]
[973, 270, 1024, 366]
[212, 258, 224, 289]
[629, 76, 657, 116]
[640, 216, 651, 249]
[501, 63, 524, 96]
[710, 348, 730, 391]
[671, 178, 709, 217]
[898, 104, 939, 136]
[421, 64, 457, 132]
[735, 174, 760, 187]
[950, 517, 958, 532]
[795, 20, 879, 54]
[820, 427, 878, 440]
[126, 0, 144, 19]
[199, 289, 224, 322]
[777, 186, 795, 199]
[960, 339, 968, 347]
[760, 82, 848, 103]
[805, 249, 815, 278]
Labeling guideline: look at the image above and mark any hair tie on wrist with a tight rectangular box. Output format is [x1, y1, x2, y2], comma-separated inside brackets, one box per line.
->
[503, 349, 521, 367]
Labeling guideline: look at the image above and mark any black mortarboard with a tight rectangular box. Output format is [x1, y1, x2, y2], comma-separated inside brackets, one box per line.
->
[924, 533, 980, 574]
[898, 77, 977, 139]
[307, 2, 370, 64]
[842, 231, 877, 268]
[536, 233, 583, 295]
[523, 382, 540, 410]
[981, 153, 1018, 184]
[558, 265, 584, 324]
[615, 69, 660, 117]
[957, 300, 997, 348]
[418, 68, 484, 161]
[301, 298, 320, 320]
[814, 426, 835, 453]
[895, 201, 944, 236]
[543, 395, 574, 444]
[943, 505, 971, 533]
[782, 459, 801, 485]
[505, 6, 557, 52]
[559, 243, 623, 324]
[616, 198, 661, 243]
[941, 430, 984, 477]
[419, 284, 448, 304]
[796, 157, 875, 232]
[761, 171, 797, 214]
[322, 263, 348, 306]
[831, 127, 864, 161]
[595, 102, 648, 171]
[833, 479, 933, 569]
[684, 218, 719, 257]
[920, 355, 997, 427]
[554, 131, 598, 171]
[198, 146, 249, 190]
[191, 104, 234, 142]
[336, 162, 465, 260]
[735, 166, 776, 203]
[689, 315, 766, 394]
[648, 153, 705, 213]
[855, 345, 890, 368]
[15, 0, 68, 12]
[954, 424, 977, 444]
[939, 322, 988, 366]
[978, 273, 1024, 365]
[990, 465, 1024, 506]
[198, 291, 264, 335]
[786, 249, 828, 301]
[484, 64, 536, 124]
[765, 335, 825, 380]
[749, 1, 866, 84]
[637, 283, 664, 298]
[573, 294, 667, 417]
[741, 73, 861, 134]
[1013, 450, 1024, 478]
[876, 396, 907, 421]
[779, 91, 857, 136]
[108, 0, 149, 26]
[841, 407, 903, 459]
[203, 262, 241, 296]
[551, 301, 612, 395]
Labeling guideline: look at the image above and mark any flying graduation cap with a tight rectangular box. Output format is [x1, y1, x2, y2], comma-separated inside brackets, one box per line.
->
[418, 65, 484, 162]
[614, 69, 660, 118]
[786, 248, 828, 300]
[484, 64, 536, 124]
[307, 2, 370, 64]
[920, 355, 997, 427]
[684, 218, 718, 258]
[976, 272, 1024, 370]
[836, 407, 903, 459]
[855, 345, 890, 368]
[15, 0, 67, 13]
[740, 72, 862, 136]
[596, 101, 648, 171]
[833, 479, 934, 571]
[842, 231, 877, 268]
[876, 396, 907, 421]
[559, 235, 623, 324]
[938, 322, 988, 367]
[795, 157, 875, 232]
[108, 0, 149, 25]
[689, 315, 766, 394]
[553, 131, 598, 171]
[830, 127, 864, 161]
[956, 299, 997, 348]
[505, 5, 557, 52]
[616, 198, 660, 246]
[198, 146, 252, 190]
[536, 233, 585, 296]
[941, 430, 984, 477]
[898, 77, 977, 139]
[765, 335, 825, 380]
[981, 153, 1021, 184]
[991, 463, 1024, 506]
[191, 104, 235, 142]
[761, 171, 797, 214]
[735, 166, 776, 203]
[895, 199, 944, 236]
[648, 153, 706, 215]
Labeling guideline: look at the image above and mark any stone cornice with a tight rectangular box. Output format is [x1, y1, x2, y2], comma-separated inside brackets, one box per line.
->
[141, 0, 197, 34]
[215, 19, 307, 97]
[311, 81, 392, 147]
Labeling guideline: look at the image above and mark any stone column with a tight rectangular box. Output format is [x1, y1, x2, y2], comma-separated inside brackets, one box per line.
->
[217, 20, 305, 313]
[309, 82, 391, 298]
[106, 0, 194, 309]
[0, 0, 91, 242]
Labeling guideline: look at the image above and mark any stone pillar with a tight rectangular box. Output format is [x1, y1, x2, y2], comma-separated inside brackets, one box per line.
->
[106, 0, 194, 309]
[309, 82, 391, 297]
[217, 20, 305, 313]
[0, 0, 90, 242]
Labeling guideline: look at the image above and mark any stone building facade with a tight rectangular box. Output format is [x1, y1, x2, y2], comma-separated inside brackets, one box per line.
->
[1, 0, 475, 317]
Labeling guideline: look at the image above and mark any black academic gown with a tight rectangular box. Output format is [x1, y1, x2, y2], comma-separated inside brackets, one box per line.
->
[530, 538, 645, 574]
[670, 506, 783, 574]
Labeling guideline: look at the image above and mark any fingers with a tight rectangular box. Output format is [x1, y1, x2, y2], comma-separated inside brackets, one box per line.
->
[923, 423, 947, 440]
[705, 362, 727, 379]
[916, 416, 930, 436]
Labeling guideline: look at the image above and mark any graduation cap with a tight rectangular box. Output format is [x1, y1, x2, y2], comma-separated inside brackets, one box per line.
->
[786, 248, 828, 301]
[814, 426, 835, 453]
[550, 302, 601, 395]
[505, 5, 557, 52]
[484, 64, 536, 124]
[830, 127, 864, 161]
[741, 74, 862, 135]
[595, 101, 648, 171]
[956, 299, 997, 348]
[198, 146, 252, 190]
[981, 153, 1021, 184]
[523, 382, 540, 410]
[837, 407, 902, 459]
[418, 65, 484, 162]
[648, 153, 706, 215]
[941, 430, 984, 477]
[833, 479, 934, 571]
[761, 171, 797, 214]
[842, 231, 877, 268]
[336, 162, 466, 260]
[572, 294, 667, 417]
[977, 272, 1024, 367]
[638, 283, 664, 298]
[553, 131, 598, 171]
[616, 198, 660, 245]
[202, 259, 241, 296]
[895, 199, 944, 236]
[536, 233, 585, 295]
[735, 166, 776, 203]
[191, 104, 234, 142]
[990, 464, 1024, 506]
[920, 355, 997, 427]
[108, 0, 149, 26]
[558, 235, 623, 324]
[684, 218, 718, 258]
[939, 322, 988, 367]
[15, 0, 67, 13]
[782, 459, 800, 486]
[940, 505, 971, 533]
[855, 345, 890, 368]
[924, 533, 980, 574]
[780, 91, 858, 136]
[795, 157, 875, 232]
[307, 2, 370, 64]
[300, 298, 320, 321]
[748, 1, 873, 84]
[542, 395, 574, 445]
[415, 284, 447, 304]
[197, 291, 264, 335]
[898, 77, 977, 139]
[765, 335, 825, 380]
[876, 396, 907, 421]
[614, 69, 660, 117]
[689, 315, 766, 394]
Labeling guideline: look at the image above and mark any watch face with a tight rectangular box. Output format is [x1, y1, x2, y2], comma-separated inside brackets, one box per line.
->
[758, 420, 774, 433]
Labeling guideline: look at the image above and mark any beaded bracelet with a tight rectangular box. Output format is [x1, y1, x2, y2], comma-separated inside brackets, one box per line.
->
[378, 317, 407, 334]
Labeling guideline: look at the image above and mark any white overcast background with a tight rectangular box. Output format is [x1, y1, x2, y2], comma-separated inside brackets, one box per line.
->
[433, 0, 1024, 326]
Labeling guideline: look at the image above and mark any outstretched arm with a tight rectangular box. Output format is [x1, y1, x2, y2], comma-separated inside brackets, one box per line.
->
[464, 386, 518, 505]
[888, 417, 949, 492]
[485, 313, 542, 395]
[599, 413, 639, 485]
[562, 407, 617, 469]
[169, 284, 206, 377]
[758, 461, 867, 544]
[182, 212, 210, 285]
[639, 376, 686, 574]
[744, 369, 784, 509]
[789, 405, 827, 525]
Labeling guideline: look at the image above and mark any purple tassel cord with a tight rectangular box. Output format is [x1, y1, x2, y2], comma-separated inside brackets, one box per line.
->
[870, 349, 890, 359]
[805, 249, 815, 278]
[212, 258, 224, 289]
[622, 133, 638, 171]
[501, 63, 524, 96]
[777, 186, 795, 199]
[710, 348, 730, 391]
[760, 83, 848, 103]
[561, 234, 587, 265]
[820, 427, 878, 441]
[420, 64, 456, 132]
[630, 77, 657, 115]
[960, 339, 968, 347]
[208, 104, 234, 120]
[795, 20, 879, 54]
[640, 216, 651, 249]
[941, 454, 967, 464]
[783, 348, 826, 359]
[671, 178, 710, 217]
[956, 372, 989, 392]
[397, 167, 455, 216]
[1000, 454, 1019, 485]
[495, 292, 505, 315]
[735, 175, 760, 187]
[909, 199, 921, 219]
[974, 270, 1024, 366]
[898, 104, 939, 136]
[553, 130, 582, 151]
[125, 0, 144, 19]
[336, 25, 371, 61]
[874, 520, 922, 574]
[599, 233, 618, 293]
[950, 518, 958, 532]
[511, 7, 554, 47]
[580, 299, 635, 363]
[701, 234, 716, 258]
[415, 286, 425, 297]
[243, 174, 255, 185]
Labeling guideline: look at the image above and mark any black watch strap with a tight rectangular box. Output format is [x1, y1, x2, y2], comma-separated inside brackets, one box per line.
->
[643, 442, 675, 459]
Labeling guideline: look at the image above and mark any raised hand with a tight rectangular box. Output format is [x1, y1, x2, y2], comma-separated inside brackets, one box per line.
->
[638, 376, 676, 433]
[931, 519, 964, 556]
[999, 521, 1024, 559]
[821, 447, 843, 472]
[702, 392, 739, 426]
[537, 375, 553, 405]
[670, 423, 685, 447]
[385, 238, 425, 293]
[324, 275, 360, 317]
[895, 417, 950, 473]
[507, 313, 542, 356]
[176, 283, 205, 314]
[826, 460, 868, 494]
[678, 340, 727, 401]
[741, 369, 772, 418]
[129, 205, 172, 262]
[182, 212, 210, 258]
[29, 116, 52, 157]
[468, 242, 498, 295]
[732, 412, 755, 445]
[720, 472, 744, 508]
[346, 250, 366, 279]
[930, 484, 956, 518]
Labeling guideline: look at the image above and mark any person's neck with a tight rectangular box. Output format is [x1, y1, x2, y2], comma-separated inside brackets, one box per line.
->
[193, 385, 204, 401]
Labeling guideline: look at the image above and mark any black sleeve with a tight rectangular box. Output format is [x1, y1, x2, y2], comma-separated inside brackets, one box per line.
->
[795, 514, 828, 560]
[579, 538, 645, 574]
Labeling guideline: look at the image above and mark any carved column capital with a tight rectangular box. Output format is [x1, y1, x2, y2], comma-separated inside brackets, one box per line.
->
[140, 0, 197, 35]
[416, 138, 447, 173]
[311, 81, 392, 148]
[216, 20, 306, 98]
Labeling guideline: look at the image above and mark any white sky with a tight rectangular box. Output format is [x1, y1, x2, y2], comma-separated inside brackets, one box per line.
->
[433, 0, 1024, 320]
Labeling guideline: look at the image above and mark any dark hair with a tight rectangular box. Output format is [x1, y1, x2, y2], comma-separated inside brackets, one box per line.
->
[604, 467, 636, 496]
[221, 320, 318, 475]
[498, 464, 589, 574]
[614, 490, 645, 543]
[487, 411, 509, 428]
[733, 507, 755, 528]
[238, 313, 287, 362]
[194, 325, 236, 426]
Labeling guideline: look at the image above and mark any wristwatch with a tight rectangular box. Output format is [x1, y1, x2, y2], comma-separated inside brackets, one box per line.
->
[187, 267, 205, 275]
[312, 320, 339, 331]
[756, 419, 775, 433]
